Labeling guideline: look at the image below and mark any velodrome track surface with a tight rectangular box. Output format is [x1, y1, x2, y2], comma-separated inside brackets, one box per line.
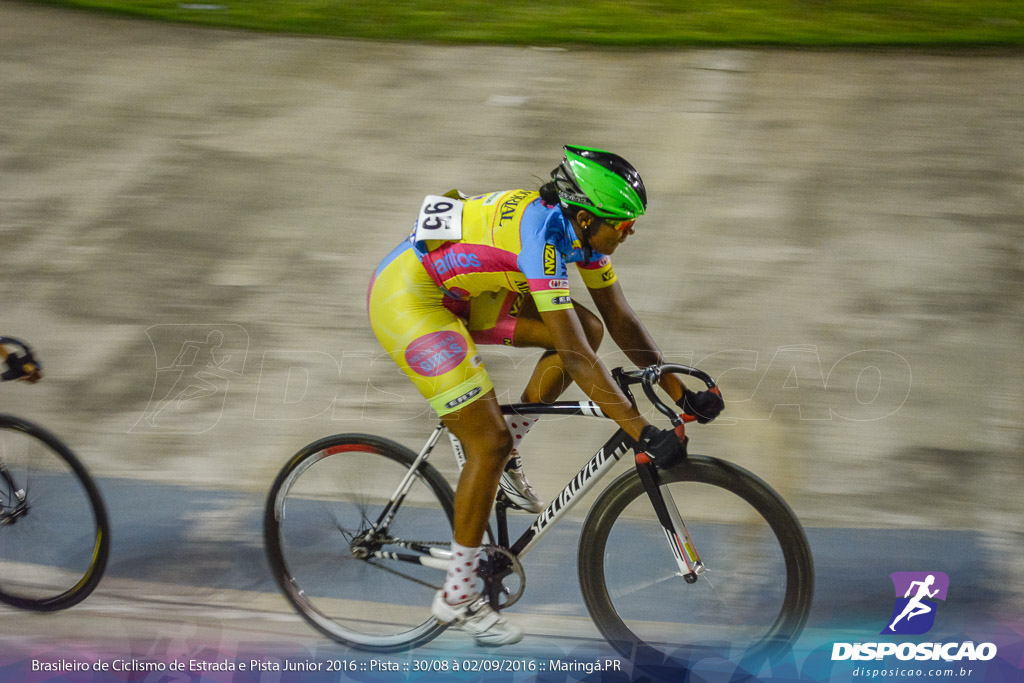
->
[1, 1, 1022, 679]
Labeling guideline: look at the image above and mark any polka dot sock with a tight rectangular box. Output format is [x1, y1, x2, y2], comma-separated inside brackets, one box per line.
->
[442, 541, 481, 606]
[506, 416, 536, 453]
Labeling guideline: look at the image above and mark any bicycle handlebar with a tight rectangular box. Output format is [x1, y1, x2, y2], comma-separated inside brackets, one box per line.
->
[613, 363, 720, 428]
[0, 336, 42, 381]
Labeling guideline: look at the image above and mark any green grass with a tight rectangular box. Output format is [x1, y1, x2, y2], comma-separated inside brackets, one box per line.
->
[30, 0, 1024, 46]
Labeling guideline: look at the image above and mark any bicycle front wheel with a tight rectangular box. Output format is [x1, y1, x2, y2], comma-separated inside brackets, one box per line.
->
[264, 434, 455, 652]
[579, 454, 813, 661]
[0, 414, 110, 611]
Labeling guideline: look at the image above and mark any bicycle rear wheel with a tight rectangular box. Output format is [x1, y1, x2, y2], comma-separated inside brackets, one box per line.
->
[0, 414, 110, 611]
[264, 433, 455, 651]
[579, 455, 813, 662]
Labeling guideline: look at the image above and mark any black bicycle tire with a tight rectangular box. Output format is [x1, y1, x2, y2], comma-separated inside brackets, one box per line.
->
[578, 454, 814, 662]
[263, 433, 456, 652]
[0, 413, 111, 611]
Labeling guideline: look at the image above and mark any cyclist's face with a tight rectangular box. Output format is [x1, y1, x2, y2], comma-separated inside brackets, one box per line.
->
[589, 218, 634, 254]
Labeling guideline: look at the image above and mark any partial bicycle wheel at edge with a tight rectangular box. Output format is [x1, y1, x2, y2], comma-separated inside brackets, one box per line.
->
[264, 433, 456, 652]
[0, 414, 110, 611]
[578, 454, 813, 662]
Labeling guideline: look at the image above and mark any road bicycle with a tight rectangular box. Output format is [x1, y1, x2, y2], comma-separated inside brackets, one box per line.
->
[0, 337, 110, 611]
[264, 363, 813, 660]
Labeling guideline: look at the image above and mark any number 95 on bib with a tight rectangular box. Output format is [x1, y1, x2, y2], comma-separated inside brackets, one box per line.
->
[414, 195, 464, 244]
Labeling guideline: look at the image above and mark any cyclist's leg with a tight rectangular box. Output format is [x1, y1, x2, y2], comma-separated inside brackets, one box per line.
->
[464, 290, 520, 348]
[436, 395, 523, 644]
[465, 293, 604, 512]
[368, 253, 521, 643]
[511, 297, 604, 403]
[442, 391, 513, 547]
[460, 292, 559, 512]
[462, 291, 604, 402]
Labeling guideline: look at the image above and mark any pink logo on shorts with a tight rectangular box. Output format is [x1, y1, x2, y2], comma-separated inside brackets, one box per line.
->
[406, 331, 467, 377]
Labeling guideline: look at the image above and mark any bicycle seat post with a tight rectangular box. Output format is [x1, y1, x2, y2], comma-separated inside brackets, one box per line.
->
[494, 499, 511, 549]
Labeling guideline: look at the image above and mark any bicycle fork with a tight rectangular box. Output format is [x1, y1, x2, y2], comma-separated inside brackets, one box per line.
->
[635, 452, 705, 584]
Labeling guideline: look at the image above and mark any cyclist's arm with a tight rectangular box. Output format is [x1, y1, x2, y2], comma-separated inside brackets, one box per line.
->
[538, 306, 650, 441]
[588, 281, 686, 402]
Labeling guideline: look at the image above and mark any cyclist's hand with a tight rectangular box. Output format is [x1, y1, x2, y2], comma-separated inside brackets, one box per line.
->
[638, 425, 686, 468]
[677, 388, 724, 424]
[20, 363, 43, 383]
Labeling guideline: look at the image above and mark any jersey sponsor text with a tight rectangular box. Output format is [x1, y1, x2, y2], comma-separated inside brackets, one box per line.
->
[434, 250, 481, 276]
[543, 243, 557, 275]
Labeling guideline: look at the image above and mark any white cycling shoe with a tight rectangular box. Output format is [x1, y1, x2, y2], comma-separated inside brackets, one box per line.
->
[499, 453, 544, 513]
[431, 591, 524, 646]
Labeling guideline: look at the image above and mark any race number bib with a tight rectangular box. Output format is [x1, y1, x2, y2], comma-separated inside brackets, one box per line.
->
[414, 195, 463, 243]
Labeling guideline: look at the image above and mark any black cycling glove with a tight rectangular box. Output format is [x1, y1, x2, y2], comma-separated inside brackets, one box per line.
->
[677, 388, 724, 424]
[638, 425, 686, 468]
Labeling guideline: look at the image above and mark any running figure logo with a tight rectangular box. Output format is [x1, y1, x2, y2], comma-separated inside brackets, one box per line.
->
[882, 572, 949, 635]
[132, 325, 249, 434]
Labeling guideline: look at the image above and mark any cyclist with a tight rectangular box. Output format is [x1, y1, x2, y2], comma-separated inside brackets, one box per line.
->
[367, 145, 724, 645]
[0, 339, 43, 383]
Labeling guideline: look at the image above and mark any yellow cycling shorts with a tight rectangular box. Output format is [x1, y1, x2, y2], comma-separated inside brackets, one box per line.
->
[368, 243, 493, 417]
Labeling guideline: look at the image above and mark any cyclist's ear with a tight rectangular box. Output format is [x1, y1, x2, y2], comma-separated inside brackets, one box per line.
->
[574, 209, 598, 229]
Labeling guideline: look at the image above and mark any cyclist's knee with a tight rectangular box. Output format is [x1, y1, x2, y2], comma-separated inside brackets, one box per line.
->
[454, 419, 513, 468]
[489, 428, 515, 463]
[470, 429, 514, 468]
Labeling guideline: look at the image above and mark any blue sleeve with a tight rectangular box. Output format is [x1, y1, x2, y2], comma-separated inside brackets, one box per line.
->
[517, 204, 572, 312]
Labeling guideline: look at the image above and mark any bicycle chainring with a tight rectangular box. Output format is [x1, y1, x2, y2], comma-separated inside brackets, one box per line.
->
[480, 545, 525, 610]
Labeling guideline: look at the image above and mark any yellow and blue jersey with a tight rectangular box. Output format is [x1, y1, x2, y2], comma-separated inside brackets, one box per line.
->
[372, 190, 616, 313]
[367, 190, 617, 416]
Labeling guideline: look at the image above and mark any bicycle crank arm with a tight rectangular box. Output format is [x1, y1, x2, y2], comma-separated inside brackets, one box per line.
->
[386, 540, 452, 559]
[368, 550, 449, 571]
[364, 541, 451, 570]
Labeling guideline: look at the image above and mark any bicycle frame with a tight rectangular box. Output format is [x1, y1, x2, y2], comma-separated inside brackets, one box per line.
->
[497, 401, 634, 558]
[362, 397, 705, 585]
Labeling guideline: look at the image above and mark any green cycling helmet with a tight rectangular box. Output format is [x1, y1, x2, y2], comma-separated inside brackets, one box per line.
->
[550, 145, 647, 221]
